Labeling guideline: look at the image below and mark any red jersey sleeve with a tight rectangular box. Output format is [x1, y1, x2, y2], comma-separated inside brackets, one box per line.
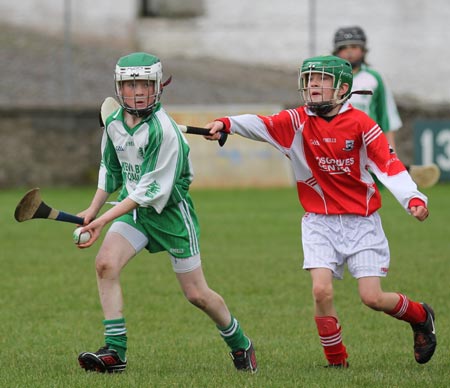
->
[214, 117, 232, 133]
[364, 123, 406, 176]
[257, 109, 298, 148]
[408, 198, 426, 209]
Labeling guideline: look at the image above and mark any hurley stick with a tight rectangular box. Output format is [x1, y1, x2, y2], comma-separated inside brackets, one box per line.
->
[14, 188, 84, 225]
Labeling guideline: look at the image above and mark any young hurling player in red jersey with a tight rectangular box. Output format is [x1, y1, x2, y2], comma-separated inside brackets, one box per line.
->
[204, 55, 436, 367]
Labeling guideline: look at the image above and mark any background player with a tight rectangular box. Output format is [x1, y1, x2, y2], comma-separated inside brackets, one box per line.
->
[333, 25, 440, 188]
[204, 55, 436, 367]
[75, 52, 257, 374]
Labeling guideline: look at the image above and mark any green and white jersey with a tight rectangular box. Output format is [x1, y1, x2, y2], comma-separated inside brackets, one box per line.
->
[99, 103, 193, 214]
[349, 64, 402, 133]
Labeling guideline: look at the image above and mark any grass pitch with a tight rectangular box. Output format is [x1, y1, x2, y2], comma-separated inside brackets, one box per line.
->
[1, 185, 449, 387]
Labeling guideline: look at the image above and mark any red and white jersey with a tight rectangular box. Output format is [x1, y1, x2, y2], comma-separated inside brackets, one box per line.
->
[217, 102, 427, 216]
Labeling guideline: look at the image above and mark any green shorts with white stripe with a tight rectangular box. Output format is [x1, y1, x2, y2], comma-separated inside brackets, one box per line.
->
[112, 194, 200, 258]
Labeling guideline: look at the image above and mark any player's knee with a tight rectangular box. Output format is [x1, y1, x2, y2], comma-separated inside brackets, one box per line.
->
[186, 292, 206, 310]
[95, 254, 118, 278]
[312, 283, 333, 305]
[360, 293, 383, 311]
[184, 289, 207, 309]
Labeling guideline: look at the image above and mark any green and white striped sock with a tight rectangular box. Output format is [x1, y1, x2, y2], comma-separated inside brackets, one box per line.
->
[103, 317, 127, 362]
[217, 316, 250, 351]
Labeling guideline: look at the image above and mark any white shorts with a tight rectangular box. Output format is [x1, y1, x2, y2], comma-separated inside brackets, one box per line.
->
[301, 212, 390, 279]
[109, 221, 202, 274]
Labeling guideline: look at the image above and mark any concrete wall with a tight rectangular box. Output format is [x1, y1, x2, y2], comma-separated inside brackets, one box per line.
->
[1, 0, 136, 46]
[0, 0, 204, 47]
[167, 105, 293, 188]
[0, 107, 102, 188]
[2, 103, 450, 189]
[0, 105, 291, 189]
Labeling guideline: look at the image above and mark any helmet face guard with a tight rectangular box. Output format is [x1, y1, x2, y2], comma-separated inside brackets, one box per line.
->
[114, 52, 163, 117]
[299, 55, 353, 115]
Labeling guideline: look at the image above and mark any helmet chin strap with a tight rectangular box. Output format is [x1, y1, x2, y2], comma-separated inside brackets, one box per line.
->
[307, 90, 373, 116]
[123, 104, 155, 118]
[307, 101, 336, 115]
[122, 95, 159, 118]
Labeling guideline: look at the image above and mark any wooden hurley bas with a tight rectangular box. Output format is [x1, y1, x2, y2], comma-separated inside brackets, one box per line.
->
[14, 188, 85, 225]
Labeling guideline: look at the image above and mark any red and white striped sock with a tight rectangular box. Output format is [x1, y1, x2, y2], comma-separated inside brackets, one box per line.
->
[387, 293, 426, 324]
[315, 316, 348, 365]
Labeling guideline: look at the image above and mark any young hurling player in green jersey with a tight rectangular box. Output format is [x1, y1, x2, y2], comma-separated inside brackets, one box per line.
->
[75, 52, 257, 374]
[333, 26, 440, 188]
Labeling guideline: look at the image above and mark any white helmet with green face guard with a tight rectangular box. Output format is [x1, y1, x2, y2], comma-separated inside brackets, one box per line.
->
[299, 55, 353, 115]
[114, 52, 163, 117]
